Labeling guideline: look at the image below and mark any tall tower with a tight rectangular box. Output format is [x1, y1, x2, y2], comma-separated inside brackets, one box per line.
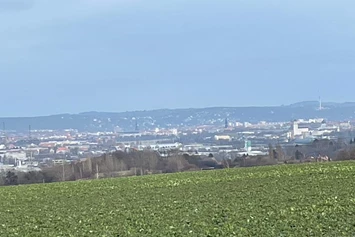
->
[224, 118, 228, 129]
[135, 120, 138, 131]
[29, 125, 32, 139]
[1, 122, 5, 143]
[319, 96, 322, 111]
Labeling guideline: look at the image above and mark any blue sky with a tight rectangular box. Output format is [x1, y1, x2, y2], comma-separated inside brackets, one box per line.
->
[1, 0, 355, 116]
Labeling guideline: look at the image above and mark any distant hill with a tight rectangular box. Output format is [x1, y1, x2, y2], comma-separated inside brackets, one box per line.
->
[288, 101, 320, 108]
[1, 102, 355, 132]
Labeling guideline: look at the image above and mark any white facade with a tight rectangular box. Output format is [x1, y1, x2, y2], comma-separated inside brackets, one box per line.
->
[214, 135, 231, 141]
[291, 121, 309, 138]
[5, 151, 26, 160]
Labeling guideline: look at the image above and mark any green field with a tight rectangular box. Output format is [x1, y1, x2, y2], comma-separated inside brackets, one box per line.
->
[1, 162, 355, 236]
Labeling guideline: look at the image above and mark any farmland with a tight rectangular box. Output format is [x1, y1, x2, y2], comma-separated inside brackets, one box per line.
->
[1, 162, 355, 236]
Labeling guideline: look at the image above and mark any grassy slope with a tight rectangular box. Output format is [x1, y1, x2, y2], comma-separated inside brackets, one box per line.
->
[1, 162, 355, 236]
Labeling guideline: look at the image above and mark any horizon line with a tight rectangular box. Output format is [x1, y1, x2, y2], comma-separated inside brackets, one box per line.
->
[0, 100, 354, 118]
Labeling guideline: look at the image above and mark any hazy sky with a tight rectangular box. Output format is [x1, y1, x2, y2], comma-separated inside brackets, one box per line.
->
[1, 0, 355, 116]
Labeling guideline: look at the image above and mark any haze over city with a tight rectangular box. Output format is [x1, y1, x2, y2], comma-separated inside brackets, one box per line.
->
[3, 1, 355, 236]
[1, 0, 355, 117]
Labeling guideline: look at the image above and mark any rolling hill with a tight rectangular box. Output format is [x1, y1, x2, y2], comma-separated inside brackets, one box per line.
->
[1, 101, 355, 131]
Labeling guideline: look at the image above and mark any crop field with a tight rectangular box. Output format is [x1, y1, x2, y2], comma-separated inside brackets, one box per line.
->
[1, 162, 355, 236]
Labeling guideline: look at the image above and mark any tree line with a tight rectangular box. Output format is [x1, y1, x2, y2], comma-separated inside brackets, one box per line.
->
[0, 151, 223, 186]
[2, 139, 355, 186]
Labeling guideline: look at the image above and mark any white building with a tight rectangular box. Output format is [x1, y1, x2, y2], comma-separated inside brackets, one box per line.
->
[291, 121, 309, 139]
[214, 135, 231, 141]
[5, 150, 26, 160]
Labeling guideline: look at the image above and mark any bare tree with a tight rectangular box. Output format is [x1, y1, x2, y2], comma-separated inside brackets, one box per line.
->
[275, 144, 285, 160]
[336, 149, 350, 161]
[268, 144, 274, 160]
[143, 151, 158, 172]
[166, 156, 187, 173]
[222, 159, 231, 169]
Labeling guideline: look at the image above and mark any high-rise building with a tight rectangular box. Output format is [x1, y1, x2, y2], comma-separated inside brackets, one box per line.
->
[244, 140, 252, 152]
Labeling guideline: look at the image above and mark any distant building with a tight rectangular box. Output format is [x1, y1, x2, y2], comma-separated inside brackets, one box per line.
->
[214, 135, 231, 141]
[235, 122, 243, 127]
[291, 121, 309, 139]
[151, 143, 182, 151]
[5, 150, 26, 160]
[39, 142, 56, 148]
[244, 140, 252, 153]
[244, 122, 252, 128]
[118, 132, 141, 138]
[53, 159, 65, 165]
[57, 147, 70, 154]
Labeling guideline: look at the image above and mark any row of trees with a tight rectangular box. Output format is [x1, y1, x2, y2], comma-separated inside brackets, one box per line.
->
[2, 139, 355, 186]
[0, 151, 224, 186]
[336, 147, 355, 161]
[0, 170, 53, 186]
[269, 139, 347, 161]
